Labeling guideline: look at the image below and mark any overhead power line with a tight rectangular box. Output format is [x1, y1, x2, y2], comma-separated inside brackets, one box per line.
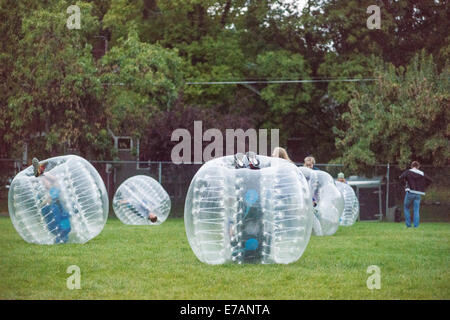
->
[95, 78, 378, 87]
[185, 78, 377, 85]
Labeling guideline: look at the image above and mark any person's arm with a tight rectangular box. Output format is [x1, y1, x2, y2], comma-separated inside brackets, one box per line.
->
[42, 172, 57, 183]
[399, 170, 408, 180]
[40, 173, 57, 189]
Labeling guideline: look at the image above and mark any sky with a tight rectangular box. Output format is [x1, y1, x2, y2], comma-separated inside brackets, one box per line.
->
[208, 0, 310, 17]
[270, 0, 309, 14]
[285, 0, 308, 11]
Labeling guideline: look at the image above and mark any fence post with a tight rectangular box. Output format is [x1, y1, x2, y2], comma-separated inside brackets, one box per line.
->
[386, 163, 390, 219]
[158, 162, 162, 184]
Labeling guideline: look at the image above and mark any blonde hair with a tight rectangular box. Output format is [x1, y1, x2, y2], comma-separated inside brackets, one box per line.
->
[304, 156, 316, 168]
[272, 147, 293, 162]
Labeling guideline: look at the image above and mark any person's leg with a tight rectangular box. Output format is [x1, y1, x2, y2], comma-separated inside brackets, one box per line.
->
[403, 192, 413, 228]
[413, 194, 421, 228]
[312, 210, 323, 235]
[234, 153, 247, 169]
[32, 158, 41, 177]
[246, 151, 260, 169]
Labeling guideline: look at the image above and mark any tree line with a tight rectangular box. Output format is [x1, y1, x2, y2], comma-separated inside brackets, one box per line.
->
[0, 0, 448, 171]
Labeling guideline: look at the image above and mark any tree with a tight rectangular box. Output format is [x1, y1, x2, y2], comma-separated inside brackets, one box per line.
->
[335, 51, 449, 171]
[139, 98, 254, 161]
[0, 0, 25, 157]
[100, 29, 184, 139]
[180, 33, 247, 110]
[301, 0, 449, 162]
[5, 1, 112, 159]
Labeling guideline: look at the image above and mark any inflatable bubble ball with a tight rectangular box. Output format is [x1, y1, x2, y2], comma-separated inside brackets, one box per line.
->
[8, 155, 109, 244]
[335, 181, 359, 226]
[298, 167, 344, 236]
[185, 155, 314, 265]
[112, 175, 171, 225]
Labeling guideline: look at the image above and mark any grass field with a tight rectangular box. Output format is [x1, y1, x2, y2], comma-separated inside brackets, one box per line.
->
[0, 217, 449, 300]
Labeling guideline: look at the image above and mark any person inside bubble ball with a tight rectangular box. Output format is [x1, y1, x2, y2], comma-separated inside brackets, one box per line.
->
[300, 156, 319, 205]
[40, 187, 72, 243]
[32, 157, 48, 177]
[337, 172, 348, 184]
[32, 158, 72, 243]
[32, 157, 59, 196]
[118, 198, 158, 223]
[234, 152, 260, 170]
[304, 156, 319, 170]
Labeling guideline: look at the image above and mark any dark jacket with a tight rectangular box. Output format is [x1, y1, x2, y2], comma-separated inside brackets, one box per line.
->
[399, 168, 432, 195]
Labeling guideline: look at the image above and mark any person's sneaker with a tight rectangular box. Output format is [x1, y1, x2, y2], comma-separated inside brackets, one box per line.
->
[32, 158, 41, 177]
[246, 151, 260, 169]
[234, 153, 247, 169]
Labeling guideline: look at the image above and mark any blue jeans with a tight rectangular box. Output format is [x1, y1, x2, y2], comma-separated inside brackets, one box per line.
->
[404, 192, 421, 228]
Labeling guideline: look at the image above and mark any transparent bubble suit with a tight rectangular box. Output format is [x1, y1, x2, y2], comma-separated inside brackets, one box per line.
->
[185, 155, 314, 265]
[113, 175, 171, 225]
[335, 181, 359, 226]
[8, 155, 109, 244]
[298, 167, 344, 236]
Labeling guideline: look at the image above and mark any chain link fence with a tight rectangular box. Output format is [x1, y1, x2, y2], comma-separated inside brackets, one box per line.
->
[1, 159, 448, 221]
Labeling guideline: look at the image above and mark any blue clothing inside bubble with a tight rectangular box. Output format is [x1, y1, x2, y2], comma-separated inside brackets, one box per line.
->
[245, 189, 259, 204]
[244, 189, 259, 218]
[49, 187, 60, 200]
[245, 238, 259, 251]
[41, 188, 71, 243]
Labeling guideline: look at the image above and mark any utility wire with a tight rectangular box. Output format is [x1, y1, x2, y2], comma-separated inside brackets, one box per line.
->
[186, 78, 377, 85]
[100, 78, 378, 86]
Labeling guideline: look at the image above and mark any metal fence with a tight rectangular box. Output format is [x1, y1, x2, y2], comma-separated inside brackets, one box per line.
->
[1, 159, 448, 221]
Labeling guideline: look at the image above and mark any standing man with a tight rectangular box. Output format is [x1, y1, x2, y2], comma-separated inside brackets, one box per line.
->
[399, 161, 432, 228]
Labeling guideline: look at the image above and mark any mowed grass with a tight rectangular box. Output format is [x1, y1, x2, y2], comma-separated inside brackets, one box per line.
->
[0, 216, 449, 300]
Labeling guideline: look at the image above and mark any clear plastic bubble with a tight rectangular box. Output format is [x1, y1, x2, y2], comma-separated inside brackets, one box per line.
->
[335, 181, 359, 226]
[112, 175, 171, 225]
[185, 155, 314, 265]
[8, 155, 109, 244]
[298, 167, 344, 236]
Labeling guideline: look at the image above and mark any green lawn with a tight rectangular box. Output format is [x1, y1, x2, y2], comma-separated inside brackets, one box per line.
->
[0, 217, 449, 300]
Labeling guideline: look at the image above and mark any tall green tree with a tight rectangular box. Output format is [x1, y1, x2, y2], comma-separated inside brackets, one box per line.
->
[100, 29, 184, 139]
[302, 0, 449, 162]
[5, 1, 112, 159]
[335, 51, 449, 171]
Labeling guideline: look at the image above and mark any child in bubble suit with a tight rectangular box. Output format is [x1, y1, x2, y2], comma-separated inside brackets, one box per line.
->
[117, 198, 158, 223]
[337, 172, 347, 184]
[32, 157, 50, 177]
[304, 156, 320, 170]
[33, 157, 72, 243]
[40, 187, 72, 243]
